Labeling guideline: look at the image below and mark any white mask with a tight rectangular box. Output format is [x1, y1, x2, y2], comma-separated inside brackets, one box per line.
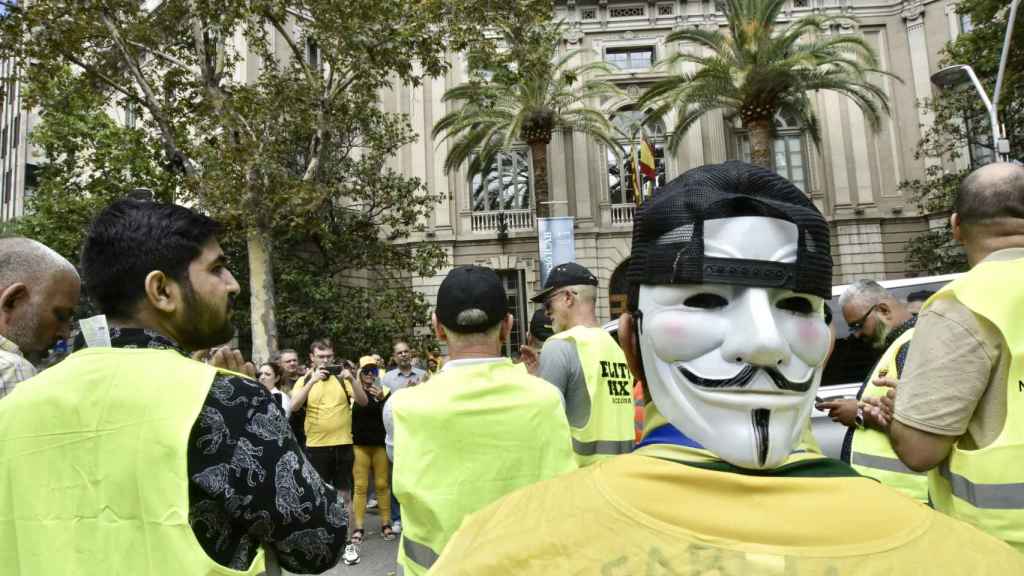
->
[637, 216, 831, 469]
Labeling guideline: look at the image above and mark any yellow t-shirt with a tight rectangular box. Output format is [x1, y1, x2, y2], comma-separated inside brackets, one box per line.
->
[431, 444, 1024, 575]
[294, 375, 355, 447]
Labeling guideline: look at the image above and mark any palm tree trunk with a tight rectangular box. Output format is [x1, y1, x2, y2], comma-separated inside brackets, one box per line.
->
[747, 118, 774, 169]
[529, 140, 550, 219]
[247, 225, 278, 364]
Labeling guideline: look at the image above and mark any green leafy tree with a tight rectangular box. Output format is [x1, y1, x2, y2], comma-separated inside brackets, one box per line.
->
[901, 0, 1022, 274]
[0, 0, 487, 360]
[433, 7, 624, 218]
[639, 0, 895, 167]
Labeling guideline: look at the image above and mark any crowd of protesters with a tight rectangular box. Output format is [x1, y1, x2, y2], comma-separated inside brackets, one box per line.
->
[1, 161, 1023, 575]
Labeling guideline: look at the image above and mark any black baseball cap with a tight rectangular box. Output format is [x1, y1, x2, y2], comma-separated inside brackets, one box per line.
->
[528, 308, 555, 342]
[627, 161, 832, 311]
[530, 262, 599, 303]
[436, 265, 508, 333]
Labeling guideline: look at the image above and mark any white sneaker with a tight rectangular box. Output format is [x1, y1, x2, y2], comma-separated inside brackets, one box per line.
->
[367, 497, 378, 510]
[392, 520, 402, 534]
[343, 543, 360, 565]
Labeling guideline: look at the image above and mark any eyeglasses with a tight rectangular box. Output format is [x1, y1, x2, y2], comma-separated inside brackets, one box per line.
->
[543, 288, 574, 312]
[361, 367, 379, 376]
[847, 304, 878, 332]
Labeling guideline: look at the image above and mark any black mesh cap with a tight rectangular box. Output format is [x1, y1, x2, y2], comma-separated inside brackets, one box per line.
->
[627, 161, 832, 311]
[436, 265, 508, 333]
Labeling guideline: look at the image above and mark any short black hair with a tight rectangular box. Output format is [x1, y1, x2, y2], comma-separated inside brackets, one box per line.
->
[906, 290, 935, 303]
[955, 164, 1024, 226]
[80, 200, 223, 320]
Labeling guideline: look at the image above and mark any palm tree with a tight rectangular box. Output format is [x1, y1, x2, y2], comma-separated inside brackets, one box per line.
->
[640, 0, 897, 168]
[433, 22, 625, 219]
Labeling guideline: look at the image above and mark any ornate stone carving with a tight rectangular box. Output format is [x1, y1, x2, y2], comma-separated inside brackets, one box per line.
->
[901, 1, 926, 30]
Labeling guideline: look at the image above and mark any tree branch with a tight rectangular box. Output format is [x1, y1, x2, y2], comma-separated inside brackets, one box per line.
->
[99, 10, 197, 179]
[126, 40, 191, 71]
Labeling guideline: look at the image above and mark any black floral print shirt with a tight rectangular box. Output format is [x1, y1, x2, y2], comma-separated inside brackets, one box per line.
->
[95, 328, 347, 572]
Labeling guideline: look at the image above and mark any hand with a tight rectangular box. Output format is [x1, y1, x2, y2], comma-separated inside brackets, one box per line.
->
[872, 375, 898, 415]
[209, 347, 256, 379]
[520, 345, 540, 375]
[306, 366, 327, 384]
[861, 397, 892, 430]
[815, 398, 859, 427]
[340, 368, 353, 381]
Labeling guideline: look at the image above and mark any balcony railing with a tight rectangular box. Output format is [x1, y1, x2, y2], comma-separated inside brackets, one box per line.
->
[611, 203, 635, 226]
[471, 209, 535, 233]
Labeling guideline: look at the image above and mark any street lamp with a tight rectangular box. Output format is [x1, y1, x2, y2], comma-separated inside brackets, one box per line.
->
[930, 0, 1020, 162]
[930, 64, 1006, 161]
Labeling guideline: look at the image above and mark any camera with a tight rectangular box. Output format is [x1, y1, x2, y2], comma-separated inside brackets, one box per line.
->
[321, 364, 343, 376]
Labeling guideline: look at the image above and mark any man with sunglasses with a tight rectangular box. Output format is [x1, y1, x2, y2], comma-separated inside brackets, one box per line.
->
[531, 262, 635, 467]
[822, 280, 924, 501]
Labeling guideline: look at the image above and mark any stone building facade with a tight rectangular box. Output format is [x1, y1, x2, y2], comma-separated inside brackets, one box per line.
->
[383, 0, 971, 355]
[1, 1, 973, 356]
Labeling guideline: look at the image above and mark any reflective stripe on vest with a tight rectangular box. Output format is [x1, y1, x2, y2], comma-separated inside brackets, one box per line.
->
[573, 437, 635, 456]
[402, 535, 440, 570]
[850, 328, 928, 502]
[550, 325, 636, 467]
[392, 359, 577, 576]
[0, 347, 266, 575]
[939, 462, 1024, 509]
[923, 257, 1024, 552]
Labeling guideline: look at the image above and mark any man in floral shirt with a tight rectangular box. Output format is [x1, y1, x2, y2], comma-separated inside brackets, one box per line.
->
[0, 200, 346, 574]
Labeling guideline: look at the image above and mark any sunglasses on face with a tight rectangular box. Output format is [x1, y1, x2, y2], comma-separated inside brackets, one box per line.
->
[361, 367, 379, 377]
[847, 304, 878, 332]
[543, 289, 573, 312]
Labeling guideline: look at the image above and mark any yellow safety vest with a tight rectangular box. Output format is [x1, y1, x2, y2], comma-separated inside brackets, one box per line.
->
[392, 359, 576, 576]
[849, 327, 928, 501]
[430, 445, 1024, 575]
[550, 325, 636, 466]
[924, 257, 1024, 552]
[0, 347, 265, 576]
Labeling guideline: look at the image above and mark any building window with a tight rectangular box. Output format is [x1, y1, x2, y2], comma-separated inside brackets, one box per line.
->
[497, 270, 527, 359]
[581, 7, 597, 20]
[470, 149, 532, 212]
[735, 114, 807, 191]
[605, 46, 655, 71]
[608, 108, 667, 206]
[609, 5, 645, 18]
[306, 39, 321, 70]
[959, 14, 974, 34]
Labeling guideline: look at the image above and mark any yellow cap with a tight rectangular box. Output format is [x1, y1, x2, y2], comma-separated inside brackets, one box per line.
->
[359, 355, 378, 369]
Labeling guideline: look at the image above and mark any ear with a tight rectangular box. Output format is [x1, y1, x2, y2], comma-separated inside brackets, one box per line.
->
[498, 313, 514, 343]
[876, 301, 891, 317]
[618, 312, 643, 381]
[144, 271, 181, 314]
[0, 283, 29, 315]
[951, 213, 963, 244]
[432, 312, 448, 341]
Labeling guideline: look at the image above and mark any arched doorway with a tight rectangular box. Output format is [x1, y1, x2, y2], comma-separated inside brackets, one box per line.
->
[609, 258, 630, 321]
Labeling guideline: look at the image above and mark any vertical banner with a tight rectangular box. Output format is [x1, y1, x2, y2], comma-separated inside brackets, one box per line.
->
[537, 216, 576, 286]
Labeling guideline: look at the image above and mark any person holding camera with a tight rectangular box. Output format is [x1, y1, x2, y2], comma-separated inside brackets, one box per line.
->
[290, 338, 368, 510]
[344, 356, 395, 566]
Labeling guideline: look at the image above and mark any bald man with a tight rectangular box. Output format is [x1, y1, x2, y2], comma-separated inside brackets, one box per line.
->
[871, 163, 1024, 551]
[0, 237, 80, 398]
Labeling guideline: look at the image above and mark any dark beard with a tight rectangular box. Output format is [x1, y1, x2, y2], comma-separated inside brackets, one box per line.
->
[177, 280, 235, 350]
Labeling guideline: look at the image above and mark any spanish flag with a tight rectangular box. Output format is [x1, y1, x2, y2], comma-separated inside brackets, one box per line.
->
[638, 134, 656, 181]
